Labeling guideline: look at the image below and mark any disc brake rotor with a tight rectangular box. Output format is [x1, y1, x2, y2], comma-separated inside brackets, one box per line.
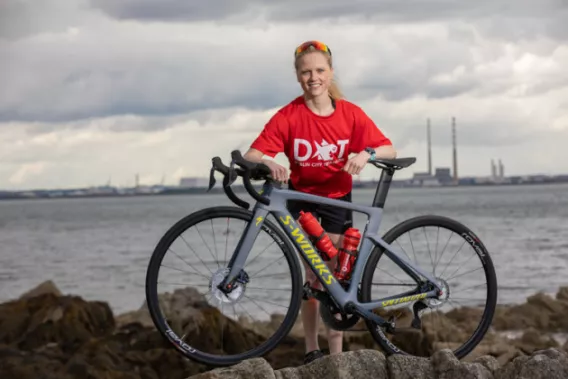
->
[425, 277, 450, 309]
[209, 268, 246, 304]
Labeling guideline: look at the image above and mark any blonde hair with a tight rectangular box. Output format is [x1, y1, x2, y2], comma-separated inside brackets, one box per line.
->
[294, 46, 344, 100]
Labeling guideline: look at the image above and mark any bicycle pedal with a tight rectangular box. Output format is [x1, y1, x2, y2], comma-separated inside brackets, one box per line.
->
[302, 282, 321, 300]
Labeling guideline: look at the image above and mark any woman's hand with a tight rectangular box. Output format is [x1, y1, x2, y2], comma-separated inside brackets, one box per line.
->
[343, 145, 397, 175]
[343, 151, 370, 175]
[262, 160, 289, 183]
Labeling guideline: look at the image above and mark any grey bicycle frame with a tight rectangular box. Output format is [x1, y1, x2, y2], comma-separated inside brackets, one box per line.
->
[223, 172, 443, 313]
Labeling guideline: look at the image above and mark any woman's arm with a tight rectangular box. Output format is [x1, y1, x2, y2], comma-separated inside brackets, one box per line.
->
[372, 144, 397, 160]
[243, 148, 289, 182]
[243, 148, 265, 163]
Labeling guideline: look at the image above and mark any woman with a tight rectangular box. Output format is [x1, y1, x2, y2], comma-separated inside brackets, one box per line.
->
[243, 40, 396, 364]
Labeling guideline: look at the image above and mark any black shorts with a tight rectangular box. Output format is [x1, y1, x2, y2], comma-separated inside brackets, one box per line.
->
[286, 182, 353, 235]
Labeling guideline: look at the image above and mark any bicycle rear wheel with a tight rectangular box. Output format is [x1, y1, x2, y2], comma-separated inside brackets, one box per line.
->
[145, 206, 303, 366]
[360, 215, 497, 359]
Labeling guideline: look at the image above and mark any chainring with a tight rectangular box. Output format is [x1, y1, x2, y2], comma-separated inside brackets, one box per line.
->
[319, 301, 360, 331]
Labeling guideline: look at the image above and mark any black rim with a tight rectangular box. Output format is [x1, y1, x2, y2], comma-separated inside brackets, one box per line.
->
[145, 206, 302, 366]
[361, 215, 497, 358]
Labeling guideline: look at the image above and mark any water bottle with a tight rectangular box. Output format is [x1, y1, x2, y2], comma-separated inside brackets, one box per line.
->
[297, 211, 338, 261]
[335, 227, 361, 281]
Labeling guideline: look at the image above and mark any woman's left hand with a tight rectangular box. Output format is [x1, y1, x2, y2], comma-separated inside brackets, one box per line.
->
[342, 151, 370, 175]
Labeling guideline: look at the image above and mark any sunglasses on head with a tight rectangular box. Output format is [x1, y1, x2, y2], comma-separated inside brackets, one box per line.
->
[294, 40, 332, 57]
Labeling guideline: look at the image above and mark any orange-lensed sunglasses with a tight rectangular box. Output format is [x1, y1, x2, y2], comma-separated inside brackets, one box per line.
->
[294, 40, 332, 57]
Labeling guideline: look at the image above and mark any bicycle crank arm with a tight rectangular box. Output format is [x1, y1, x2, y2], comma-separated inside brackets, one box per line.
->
[303, 283, 331, 303]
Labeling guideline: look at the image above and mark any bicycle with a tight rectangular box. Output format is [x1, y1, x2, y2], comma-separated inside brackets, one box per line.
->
[145, 150, 498, 367]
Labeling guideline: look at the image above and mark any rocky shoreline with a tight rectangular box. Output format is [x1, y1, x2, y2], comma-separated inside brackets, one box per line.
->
[1, 281, 568, 378]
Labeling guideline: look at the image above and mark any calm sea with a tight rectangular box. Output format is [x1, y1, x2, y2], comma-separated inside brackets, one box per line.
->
[1, 183, 567, 317]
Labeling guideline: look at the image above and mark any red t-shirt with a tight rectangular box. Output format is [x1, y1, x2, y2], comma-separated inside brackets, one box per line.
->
[250, 96, 392, 198]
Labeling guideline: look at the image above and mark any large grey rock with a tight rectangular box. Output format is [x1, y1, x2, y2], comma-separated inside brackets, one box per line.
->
[275, 350, 387, 379]
[472, 355, 501, 377]
[189, 358, 275, 379]
[431, 349, 493, 379]
[387, 354, 434, 379]
[186, 347, 568, 379]
[495, 348, 568, 379]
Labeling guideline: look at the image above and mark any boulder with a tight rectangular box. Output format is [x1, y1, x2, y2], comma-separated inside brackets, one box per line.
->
[0, 293, 115, 353]
[188, 348, 568, 379]
[2, 282, 568, 379]
[495, 348, 568, 379]
[18, 280, 62, 300]
[492, 290, 568, 332]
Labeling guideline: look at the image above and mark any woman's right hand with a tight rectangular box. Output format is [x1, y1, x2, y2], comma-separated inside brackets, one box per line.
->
[262, 160, 289, 183]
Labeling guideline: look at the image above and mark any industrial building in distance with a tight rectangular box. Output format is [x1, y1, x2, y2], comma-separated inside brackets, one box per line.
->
[394, 117, 525, 187]
[1, 117, 567, 200]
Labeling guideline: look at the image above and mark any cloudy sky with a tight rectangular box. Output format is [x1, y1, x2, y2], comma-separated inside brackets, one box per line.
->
[1, 0, 567, 190]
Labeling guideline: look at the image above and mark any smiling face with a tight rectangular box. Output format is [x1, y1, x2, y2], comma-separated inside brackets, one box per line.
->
[295, 51, 334, 100]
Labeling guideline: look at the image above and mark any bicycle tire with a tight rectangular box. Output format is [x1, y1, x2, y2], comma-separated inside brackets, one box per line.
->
[360, 215, 498, 359]
[145, 206, 303, 366]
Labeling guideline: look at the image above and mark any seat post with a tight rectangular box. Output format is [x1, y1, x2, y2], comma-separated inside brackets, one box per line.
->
[372, 168, 395, 208]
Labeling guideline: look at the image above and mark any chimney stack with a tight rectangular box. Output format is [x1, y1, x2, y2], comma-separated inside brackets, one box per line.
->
[427, 118, 432, 176]
[452, 117, 458, 185]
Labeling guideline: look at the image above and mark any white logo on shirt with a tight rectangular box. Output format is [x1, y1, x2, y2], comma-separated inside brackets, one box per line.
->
[293, 138, 349, 166]
[312, 140, 338, 161]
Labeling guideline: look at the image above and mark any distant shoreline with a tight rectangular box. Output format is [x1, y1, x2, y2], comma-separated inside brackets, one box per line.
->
[1, 179, 567, 202]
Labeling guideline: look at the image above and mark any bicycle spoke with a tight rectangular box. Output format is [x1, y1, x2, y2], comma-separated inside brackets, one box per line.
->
[224, 217, 230, 262]
[446, 266, 483, 282]
[363, 217, 495, 360]
[179, 235, 214, 275]
[246, 240, 277, 268]
[160, 262, 210, 280]
[211, 219, 220, 268]
[434, 232, 453, 272]
[195, 223, 219, 269]
[245, 286, 292, 291]
[149, 208, 300, 364]
[395, 239, 414, 264]
[407, 231, 418, 264]
[248, 255, 287, 278]
[423, 226, 435, 274]
[166, 247, 212, 277]
[243, 294, 290, 309]
[157, 281, 209, 288]
[451, 282, 487, 294]
[438, 239, 467, 278]
[434, 226, 440, 274]
[375, 266, 411, 286]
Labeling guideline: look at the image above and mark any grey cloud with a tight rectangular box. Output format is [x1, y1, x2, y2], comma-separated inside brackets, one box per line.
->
[381, 112, 539, 153]
[2, 0, 567, 129]
[87, 0, 249, 22]
[0, 37, 299, 124]
[88, 0, 568, 41]
[0, 0, 92, 40]
[88, 0, 560, 23]
[10, 0, 565, 44]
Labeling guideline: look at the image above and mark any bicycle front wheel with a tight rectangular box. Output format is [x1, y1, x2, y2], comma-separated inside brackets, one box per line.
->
[360, 215, 498, 359]
[145, 206, 303, 367]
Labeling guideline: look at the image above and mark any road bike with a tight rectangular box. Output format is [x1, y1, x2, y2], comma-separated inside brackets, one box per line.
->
[145, 150, 498, 367]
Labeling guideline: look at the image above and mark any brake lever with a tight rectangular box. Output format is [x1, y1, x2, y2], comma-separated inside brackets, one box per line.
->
[228, 160, 238, 186]
[207, 165, 216, 192]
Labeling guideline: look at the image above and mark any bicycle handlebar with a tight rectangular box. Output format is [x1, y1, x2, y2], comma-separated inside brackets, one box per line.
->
[208, 150, 273, 209]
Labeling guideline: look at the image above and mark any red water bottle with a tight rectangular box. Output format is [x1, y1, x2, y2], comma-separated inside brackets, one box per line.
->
[335, 227, 361, 281]
[297, 211, 338, 261]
